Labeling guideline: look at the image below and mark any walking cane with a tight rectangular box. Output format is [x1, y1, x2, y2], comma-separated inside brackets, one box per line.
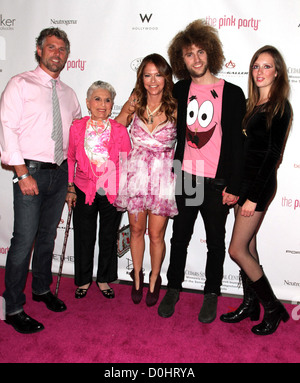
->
[55, 208, 72, 297]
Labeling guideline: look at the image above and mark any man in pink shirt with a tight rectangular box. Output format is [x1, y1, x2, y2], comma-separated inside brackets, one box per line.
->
[0, 27, 81, 334]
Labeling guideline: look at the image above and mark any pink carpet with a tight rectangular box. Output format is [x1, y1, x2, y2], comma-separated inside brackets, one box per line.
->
[0, 267, 299, 364]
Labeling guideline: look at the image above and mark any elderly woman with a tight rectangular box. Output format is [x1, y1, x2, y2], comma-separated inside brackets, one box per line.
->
[67, 81, 131, 299]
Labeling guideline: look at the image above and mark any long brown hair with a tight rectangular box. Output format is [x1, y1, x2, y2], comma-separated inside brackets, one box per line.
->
[134, 53, 177, 124]
[244, 45, 290, 129]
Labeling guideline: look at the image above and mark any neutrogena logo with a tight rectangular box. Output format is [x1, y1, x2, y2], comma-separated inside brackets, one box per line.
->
[51, 18, 78, 27]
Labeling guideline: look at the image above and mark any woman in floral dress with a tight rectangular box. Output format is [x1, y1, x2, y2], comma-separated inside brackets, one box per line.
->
[115, 54, 177, 306]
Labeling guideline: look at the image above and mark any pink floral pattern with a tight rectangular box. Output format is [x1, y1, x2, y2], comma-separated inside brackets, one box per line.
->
[115, 115, 178, 218]
[84, 118, 111, 167]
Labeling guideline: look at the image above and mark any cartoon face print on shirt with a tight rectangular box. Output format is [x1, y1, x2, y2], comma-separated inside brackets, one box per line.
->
[186, 89, 219, 149]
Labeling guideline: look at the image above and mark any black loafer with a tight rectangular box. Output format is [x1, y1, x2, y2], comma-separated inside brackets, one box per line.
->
[5, 311, 44, 334]
[32, 291, 67, 312]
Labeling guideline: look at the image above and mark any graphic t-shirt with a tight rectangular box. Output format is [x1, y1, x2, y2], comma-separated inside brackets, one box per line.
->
[182, 79, 224, 177]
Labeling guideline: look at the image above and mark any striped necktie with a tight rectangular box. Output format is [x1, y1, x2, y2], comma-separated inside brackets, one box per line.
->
[51, 79, 64, 166]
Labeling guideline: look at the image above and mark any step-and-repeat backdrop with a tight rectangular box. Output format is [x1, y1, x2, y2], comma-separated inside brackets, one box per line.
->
[0, 0, 299, 302]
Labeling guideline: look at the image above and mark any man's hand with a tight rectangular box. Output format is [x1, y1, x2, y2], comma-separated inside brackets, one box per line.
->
[14, 164, 39, 196]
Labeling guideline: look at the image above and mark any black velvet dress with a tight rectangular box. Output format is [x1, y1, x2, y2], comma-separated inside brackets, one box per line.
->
[238, 101, 292, 211]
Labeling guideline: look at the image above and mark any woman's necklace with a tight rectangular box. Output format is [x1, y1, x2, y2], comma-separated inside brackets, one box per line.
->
[89, 118, 110, 134]
[146, 103, 162, 124]
[242, 104, 265, 137]
[85, 118, 111, 178]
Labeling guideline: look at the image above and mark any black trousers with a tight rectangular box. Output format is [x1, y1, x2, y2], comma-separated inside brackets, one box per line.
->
[73, 186, 122, 286]
[167, 172, 229, 295]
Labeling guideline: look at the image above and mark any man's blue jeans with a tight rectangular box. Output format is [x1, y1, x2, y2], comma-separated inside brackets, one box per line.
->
[3, 162, 68, 315]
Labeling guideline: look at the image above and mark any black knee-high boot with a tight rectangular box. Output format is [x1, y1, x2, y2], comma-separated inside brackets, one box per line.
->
[220, 270, 260, 323]
[250, 274, 289, 335]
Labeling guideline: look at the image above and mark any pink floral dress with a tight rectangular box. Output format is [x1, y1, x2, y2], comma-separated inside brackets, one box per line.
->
[114, 115, 178, 218]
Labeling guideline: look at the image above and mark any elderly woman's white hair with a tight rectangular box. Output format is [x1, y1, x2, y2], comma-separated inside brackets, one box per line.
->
[86, 80, 116, 101]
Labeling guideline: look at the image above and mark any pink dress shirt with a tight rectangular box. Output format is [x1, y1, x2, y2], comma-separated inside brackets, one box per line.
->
[68, 116, 132, 205]
[0, 66, 81, 165]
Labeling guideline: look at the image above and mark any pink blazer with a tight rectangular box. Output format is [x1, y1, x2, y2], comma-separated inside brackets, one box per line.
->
[68, 116, 131, 205]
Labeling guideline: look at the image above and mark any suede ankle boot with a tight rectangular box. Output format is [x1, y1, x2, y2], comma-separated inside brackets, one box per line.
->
[146, 272, 162, 307]
[130, 269, 144, 304]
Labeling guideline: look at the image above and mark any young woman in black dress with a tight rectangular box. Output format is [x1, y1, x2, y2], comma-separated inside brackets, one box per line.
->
[220, 46, 293, 335]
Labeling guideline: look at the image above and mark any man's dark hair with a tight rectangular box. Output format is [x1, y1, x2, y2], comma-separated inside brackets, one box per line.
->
[35, 27, 70, 63]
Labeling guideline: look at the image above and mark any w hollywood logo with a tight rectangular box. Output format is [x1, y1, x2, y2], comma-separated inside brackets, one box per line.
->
[132, 13, 157, 31]
[139, 14, 152, 23]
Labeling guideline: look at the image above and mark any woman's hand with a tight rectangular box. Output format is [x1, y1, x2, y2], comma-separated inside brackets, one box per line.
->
[222, 187, 239, 206]
[240, 199, 257, 217]
[115, 92, 138, 126]
[128, 92, 138, 112]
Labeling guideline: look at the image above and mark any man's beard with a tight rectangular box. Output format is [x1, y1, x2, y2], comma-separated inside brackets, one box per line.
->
[189, 64, 208, 79]
[42, 57, 66, 73]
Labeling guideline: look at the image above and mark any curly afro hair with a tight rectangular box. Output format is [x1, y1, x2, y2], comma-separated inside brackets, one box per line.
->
[168, 19, 225, 80]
